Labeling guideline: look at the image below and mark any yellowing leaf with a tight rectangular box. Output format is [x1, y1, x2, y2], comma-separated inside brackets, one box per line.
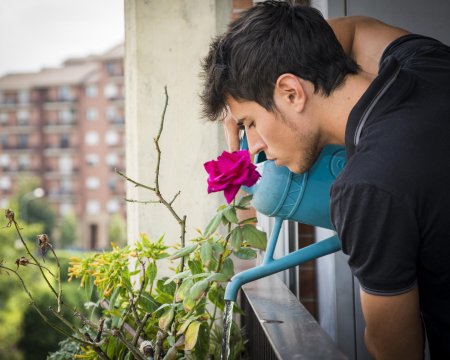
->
[184, 321, 201, 351]
[159, 307, 175, 331]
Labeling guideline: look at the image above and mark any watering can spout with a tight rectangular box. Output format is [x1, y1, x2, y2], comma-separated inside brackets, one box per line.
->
[224, 232, 341, 302]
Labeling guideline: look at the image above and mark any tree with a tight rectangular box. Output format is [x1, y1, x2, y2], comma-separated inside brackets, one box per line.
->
[107, 214, 127, 247]
[58, 212, 78, 249]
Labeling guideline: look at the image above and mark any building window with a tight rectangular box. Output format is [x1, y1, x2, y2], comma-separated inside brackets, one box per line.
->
[18, 134, 28, 148]
[85, 131, 99, 146]
[106, 153, 118, 167]
[59, 156, 73, 174]
[0, 176, 11, 190]
[86, 108, 97, 121]
[0, 112, 7, 125]
[86, 177, 100, 190]
[17, 110, 29, 125]
[86, 200, 100, 215]
[61, 179, 72, 193]
[60, 133, 70, 148]
[18, 90, 29, 104]
[108, 178, 117, 191]
[85, 84, 98, 98]
[86, 153, 99, 166]
[107, 199, 120, 213]
[105, 131, 119, 146]
[104, 84, 118, 99]
[0, 154, 10, 169]
[18, 155, 29, 170]
[58, 86, 71, 101]
[59, 109, 75, 124]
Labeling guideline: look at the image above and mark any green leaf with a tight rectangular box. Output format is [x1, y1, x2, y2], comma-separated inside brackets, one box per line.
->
[184, 321, 201, 351]
[204, 212, 223, 237]
[207, 272, 228, 282]
[164, 270, 191, 285]
[208, 284, 225, 311]
[223, 206, 239, 224]
[109, 287, 121, 310]
[188, 259, 203, 275]
[221, 258, 234, 280]
[146, 261, 157, 287]
[238, 217, 258, 225]
[159, 307, 175, 331]
[242, 224, 267, 250]
[183, 294, 196, 312]
[230, 227, 243, 252]
[211, 242, 224, 255]
[138, 292, 160, 313]
[84, 275, 94, 301]
[170, 244, 198, 260]
[177, 317, 194, 335]
[175, 279, 193, 302]
[189, 279, 209, 301]
[234, 247, 257, 260]
[193, 322, 210, 359]
[237, 194, 253, 207]
[163, 346, 177, 360]
[200, 242, 213, 266]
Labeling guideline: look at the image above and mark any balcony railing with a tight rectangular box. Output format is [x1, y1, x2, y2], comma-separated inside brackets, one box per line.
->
[239, 274, 347, 359]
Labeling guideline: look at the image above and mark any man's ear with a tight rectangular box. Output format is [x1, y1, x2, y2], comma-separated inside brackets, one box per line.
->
[274, 73, 307, 113]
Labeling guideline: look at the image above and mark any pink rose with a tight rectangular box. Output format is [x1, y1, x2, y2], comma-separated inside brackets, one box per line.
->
[204, 150, 260, 204]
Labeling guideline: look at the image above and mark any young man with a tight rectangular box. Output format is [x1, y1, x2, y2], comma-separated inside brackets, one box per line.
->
[200, 1, 450, 359]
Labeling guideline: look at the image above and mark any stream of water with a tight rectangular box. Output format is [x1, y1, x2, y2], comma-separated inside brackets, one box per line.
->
[220, 300, 234, 360]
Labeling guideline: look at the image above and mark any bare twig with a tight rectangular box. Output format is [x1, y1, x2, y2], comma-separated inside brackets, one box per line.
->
[10, 219, 58, 298]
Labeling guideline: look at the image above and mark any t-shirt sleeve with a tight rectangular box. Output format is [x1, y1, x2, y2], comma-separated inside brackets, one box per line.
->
[330, 183, 420, 295]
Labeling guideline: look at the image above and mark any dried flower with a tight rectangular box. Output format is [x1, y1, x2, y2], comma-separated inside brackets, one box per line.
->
[5, 209, 15, 227]
[204, 150, 260, 204]
[37, 234, 51, 256]
[15, 256, 30, 269]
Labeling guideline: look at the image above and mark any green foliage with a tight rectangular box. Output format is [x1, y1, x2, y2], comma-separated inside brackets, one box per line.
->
[107, 214, 127, 248]
[58, 212, 78, 248]
[60, 197, 260, 359]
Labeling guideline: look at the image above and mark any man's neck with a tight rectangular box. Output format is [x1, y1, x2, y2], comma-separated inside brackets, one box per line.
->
[314, 71, 376, 146]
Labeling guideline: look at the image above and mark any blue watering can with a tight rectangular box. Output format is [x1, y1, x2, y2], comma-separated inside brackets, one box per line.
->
[224, 142, 347, 301]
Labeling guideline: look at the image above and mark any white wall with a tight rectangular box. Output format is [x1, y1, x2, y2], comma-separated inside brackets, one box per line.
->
[124, 1, 231, 251]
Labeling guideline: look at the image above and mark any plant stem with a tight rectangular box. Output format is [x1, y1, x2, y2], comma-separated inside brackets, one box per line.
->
[0, 264, 89, 346]
[12, 220, 58, 298]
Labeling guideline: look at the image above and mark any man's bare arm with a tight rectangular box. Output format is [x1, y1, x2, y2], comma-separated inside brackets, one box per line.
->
[328, 16, 410, 75]
[360, 287, 424, 360]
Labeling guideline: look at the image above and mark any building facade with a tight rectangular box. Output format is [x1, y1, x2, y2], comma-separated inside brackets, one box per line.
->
[0, 44, 125, 249]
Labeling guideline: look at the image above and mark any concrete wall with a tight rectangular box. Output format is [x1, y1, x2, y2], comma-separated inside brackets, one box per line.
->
[124, 1, 231, 251]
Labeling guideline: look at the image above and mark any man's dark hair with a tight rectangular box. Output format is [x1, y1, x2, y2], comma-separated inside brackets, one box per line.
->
[200, 0, 360, 121]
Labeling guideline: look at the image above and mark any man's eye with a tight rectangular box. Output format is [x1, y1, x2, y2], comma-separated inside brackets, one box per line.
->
[248, 122, 255, 128]
[237, 123, 245, 130]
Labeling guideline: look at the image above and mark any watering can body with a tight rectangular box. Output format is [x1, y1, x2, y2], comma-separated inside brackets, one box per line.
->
[224, 143, 347, 301]
[244, 145, 347, 229]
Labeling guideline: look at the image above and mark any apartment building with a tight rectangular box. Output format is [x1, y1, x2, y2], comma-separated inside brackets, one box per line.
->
[0, 44, 125, 249]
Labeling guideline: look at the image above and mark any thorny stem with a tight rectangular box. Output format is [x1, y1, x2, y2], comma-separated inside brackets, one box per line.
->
[83, 332, 111, 360]
[115, 330, 146, 360]
[12, 220, 58, 298]
[133, 313, 150, 347]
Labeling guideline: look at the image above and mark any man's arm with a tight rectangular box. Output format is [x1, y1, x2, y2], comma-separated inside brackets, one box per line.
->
[328, 16, 410, 75]
[360, 287, 424, 360]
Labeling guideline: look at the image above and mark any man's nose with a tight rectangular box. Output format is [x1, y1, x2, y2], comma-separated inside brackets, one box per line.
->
[246, 131, 266, 156]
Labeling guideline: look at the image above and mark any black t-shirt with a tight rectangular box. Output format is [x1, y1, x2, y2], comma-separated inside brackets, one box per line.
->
[330, 34, 450, 358]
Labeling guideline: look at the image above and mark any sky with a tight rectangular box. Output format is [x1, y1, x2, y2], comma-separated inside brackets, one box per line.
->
[0, 0, 124, 77]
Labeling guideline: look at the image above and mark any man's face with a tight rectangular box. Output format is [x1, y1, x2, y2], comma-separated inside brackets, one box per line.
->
[227, 96, 321, 174]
